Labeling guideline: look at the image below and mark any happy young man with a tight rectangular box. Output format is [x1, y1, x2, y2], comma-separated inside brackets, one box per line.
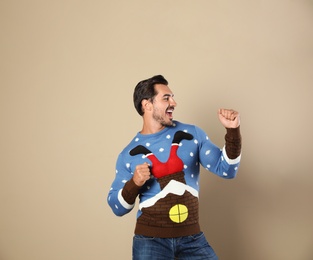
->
[107, 75, 242, 260]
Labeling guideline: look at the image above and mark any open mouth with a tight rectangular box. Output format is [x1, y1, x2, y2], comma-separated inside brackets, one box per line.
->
[166, 108, 174, 118]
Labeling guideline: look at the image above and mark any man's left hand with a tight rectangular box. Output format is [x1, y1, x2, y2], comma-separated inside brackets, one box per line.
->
[218, 109, 240, 128]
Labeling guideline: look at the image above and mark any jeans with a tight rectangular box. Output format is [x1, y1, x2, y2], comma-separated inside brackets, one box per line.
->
[132, 232, 218, 260]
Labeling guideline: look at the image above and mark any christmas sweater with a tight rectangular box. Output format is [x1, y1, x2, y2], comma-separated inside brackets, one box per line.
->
[107, 121, 241, 238]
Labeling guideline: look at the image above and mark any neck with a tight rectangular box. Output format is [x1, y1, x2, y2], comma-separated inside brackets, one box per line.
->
[140, 125, 166, 135]
[140, 120, 166, 135]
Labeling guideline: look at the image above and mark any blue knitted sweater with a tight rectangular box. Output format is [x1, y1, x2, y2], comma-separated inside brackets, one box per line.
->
[107, 121, 241, 238]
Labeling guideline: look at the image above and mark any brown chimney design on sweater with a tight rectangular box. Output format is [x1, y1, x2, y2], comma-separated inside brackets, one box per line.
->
[130, 131, 200, 236]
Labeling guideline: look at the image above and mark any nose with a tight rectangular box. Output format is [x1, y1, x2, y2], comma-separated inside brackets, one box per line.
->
[170, 97, 177, 107]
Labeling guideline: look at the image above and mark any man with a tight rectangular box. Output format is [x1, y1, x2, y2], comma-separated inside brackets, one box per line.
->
[107, 75, 241, 259]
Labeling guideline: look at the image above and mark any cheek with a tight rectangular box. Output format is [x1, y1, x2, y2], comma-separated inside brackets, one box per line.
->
[153, 105, 163, 113]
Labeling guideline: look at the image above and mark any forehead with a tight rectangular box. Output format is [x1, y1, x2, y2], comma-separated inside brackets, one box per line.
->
[154, 84, 173, 96]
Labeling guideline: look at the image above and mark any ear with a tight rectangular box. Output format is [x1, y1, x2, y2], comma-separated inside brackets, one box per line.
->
[141, 99, 152, 113]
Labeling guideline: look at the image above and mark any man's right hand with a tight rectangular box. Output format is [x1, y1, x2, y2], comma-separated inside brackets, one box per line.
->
[133, 162, 151, 186]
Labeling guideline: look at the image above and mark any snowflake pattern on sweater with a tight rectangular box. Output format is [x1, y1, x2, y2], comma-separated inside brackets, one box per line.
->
[107, 121, 241, 238]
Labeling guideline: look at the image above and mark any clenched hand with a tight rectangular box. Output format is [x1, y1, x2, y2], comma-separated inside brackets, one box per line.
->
[218, 109, 240, 128]
[133, 162, 151, 187]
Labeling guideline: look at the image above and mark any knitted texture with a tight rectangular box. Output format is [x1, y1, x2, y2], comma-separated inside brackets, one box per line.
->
[108, 121, 241, 238]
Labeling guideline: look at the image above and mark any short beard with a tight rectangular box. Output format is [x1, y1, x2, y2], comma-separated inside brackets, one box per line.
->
[161, 120, 174, 127]
[153, 113, 173, 127]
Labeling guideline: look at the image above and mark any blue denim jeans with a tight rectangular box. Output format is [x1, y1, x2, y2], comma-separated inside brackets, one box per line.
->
[132, 232, 218, 260]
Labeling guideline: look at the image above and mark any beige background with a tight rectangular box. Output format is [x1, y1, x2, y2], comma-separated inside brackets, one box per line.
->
[1, 1, 313, 259]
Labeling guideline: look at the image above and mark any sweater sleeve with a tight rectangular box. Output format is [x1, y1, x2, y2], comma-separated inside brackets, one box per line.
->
[121, 178, 141, 205]
[195, 125, 241, 179]
[107, 153, 138, 216]
[225, 126, 242, 159]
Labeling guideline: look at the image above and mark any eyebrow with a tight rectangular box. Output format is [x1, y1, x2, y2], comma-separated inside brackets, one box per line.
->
[163, 94, 174, 98]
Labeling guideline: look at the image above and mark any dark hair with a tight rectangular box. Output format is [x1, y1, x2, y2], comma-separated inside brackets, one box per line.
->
[133, 75, 168, 116]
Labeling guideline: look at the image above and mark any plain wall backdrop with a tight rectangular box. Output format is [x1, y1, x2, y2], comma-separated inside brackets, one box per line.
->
[1, 1, 313, 259]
